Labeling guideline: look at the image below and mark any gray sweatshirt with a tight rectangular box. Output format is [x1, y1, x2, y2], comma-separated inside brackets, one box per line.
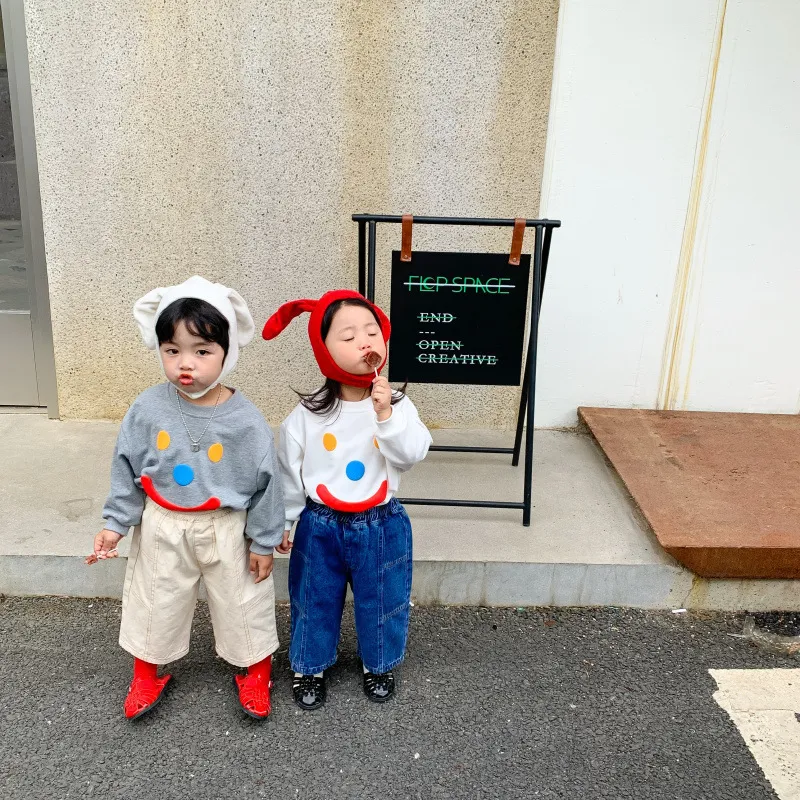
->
[102, 383, 285, 555]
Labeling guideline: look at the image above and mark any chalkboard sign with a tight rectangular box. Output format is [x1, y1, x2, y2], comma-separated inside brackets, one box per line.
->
[388, 250, 531, 386]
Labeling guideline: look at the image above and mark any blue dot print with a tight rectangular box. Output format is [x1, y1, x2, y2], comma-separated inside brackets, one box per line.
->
[345, 460, 366, 481]
[173, 464, 195, 486]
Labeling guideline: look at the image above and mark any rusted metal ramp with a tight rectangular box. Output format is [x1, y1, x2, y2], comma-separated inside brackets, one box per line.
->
[579, 407, 800, 578]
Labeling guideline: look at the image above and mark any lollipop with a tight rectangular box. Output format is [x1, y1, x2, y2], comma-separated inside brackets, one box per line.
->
[363, 350, 382, 377]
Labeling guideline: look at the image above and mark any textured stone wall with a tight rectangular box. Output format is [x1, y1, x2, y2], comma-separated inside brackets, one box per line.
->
[25, 0, 558, 426]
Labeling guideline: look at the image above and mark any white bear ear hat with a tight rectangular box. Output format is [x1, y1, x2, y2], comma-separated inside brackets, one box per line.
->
[133, 275, 255, 398]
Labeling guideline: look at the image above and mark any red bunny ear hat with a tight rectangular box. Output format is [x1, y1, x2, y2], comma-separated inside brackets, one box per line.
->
[262, 290, 391, 389]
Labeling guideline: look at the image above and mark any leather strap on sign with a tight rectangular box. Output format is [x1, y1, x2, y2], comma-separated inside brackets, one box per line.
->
[509, 217, 526, 265]
[400, 214, 413, 262]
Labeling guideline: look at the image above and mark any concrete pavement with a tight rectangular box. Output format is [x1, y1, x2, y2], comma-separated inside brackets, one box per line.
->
[2, 414, 800, 609]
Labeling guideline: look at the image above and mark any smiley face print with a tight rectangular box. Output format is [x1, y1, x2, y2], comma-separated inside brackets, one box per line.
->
[140, 429, 223, 512]
[314, 430, 388, 513]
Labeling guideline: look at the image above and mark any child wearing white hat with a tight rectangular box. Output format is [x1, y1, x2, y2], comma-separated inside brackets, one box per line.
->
[90, 276, 284, 721]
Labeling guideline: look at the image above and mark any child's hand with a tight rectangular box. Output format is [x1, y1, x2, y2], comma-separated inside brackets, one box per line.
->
[372, 376, 393, 422]
[275, 530, 293, 554]
[88, 529, 123, 564]
[249, 552, 274, 583]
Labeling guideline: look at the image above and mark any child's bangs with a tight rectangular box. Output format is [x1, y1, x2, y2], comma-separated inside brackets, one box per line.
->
[183, 316, 217, 343]
[155, 298, 230, 355]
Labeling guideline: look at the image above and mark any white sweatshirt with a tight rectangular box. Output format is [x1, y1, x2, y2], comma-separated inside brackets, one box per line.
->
[278, 395, 432, 529]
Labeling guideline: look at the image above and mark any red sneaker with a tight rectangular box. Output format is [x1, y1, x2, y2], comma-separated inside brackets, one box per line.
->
[235, 672, 273, 719]
[123, 674, 173, 720]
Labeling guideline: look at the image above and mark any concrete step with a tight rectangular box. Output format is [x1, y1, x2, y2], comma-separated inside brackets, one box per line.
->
[1, 415, 798, 609]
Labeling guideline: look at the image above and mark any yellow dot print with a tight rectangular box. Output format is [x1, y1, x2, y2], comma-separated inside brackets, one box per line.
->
[323, 433, 337, 451]
[156, 430, 170, 450]
[373, 437, 379, 449]
[208, 443, 224, 463]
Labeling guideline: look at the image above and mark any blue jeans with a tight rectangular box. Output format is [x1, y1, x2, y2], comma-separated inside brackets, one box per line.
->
[288, 498, 413, 675]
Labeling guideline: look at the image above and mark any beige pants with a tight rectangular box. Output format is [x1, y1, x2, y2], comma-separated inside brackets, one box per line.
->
[119, 500, 279, 667]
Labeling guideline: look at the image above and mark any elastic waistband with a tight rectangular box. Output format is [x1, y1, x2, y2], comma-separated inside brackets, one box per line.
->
[304, 497, 404, 524]
[144, 497, 237, 521]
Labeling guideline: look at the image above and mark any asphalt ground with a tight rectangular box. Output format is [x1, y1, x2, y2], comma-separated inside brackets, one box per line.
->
[0, 597, 789, 800]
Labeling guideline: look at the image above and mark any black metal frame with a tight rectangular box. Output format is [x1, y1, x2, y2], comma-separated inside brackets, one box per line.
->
[352, 213, 560, 526]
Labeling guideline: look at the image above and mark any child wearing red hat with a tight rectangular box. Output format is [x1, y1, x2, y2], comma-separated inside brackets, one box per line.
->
[263, 290, 432, 709]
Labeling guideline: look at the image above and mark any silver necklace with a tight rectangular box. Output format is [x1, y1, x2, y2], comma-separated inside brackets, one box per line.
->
[175, 383, 222, 451]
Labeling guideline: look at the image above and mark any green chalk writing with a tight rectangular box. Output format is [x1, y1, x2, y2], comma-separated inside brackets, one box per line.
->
[405, 276, 514, 294]
[417, 312, 456, 323]
[417, 353, 498, 365]
[416, 340, 464, 351]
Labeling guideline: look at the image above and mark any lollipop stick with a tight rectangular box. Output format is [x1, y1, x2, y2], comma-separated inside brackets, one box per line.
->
[363, 351, 382, 378]
[85, 548, 118, 565]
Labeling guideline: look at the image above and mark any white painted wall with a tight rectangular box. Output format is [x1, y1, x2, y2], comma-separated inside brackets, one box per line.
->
[672, 0, 800, 414]
[537, 0, 720, 425]
[537, 0, 800, 426]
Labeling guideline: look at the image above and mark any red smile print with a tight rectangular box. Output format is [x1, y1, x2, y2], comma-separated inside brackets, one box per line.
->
[143, 430, 222, 512]
[141, 475, 221, 513]
[316, 431, 387, 512]
[316, 480, 388, 513]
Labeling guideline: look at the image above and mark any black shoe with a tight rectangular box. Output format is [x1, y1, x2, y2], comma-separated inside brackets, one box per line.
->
[292, 674, 326, 711]
[363, 670, 395, 703]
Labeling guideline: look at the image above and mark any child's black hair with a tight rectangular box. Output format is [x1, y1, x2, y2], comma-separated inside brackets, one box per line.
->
[155, 298, 230, 357]
[296, 297, 406, 417]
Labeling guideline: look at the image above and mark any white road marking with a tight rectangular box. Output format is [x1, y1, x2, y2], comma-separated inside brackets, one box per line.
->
[710, 669, 800, 799]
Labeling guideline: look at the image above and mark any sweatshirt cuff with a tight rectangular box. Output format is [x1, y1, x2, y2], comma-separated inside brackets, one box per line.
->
[375, 405, 405, 436]
[103, 517, 130, 536]
[248, 542, 274, 556]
